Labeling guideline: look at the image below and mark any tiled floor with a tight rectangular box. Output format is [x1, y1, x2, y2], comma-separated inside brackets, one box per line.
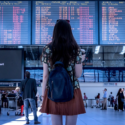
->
[0, 107, 125, 125]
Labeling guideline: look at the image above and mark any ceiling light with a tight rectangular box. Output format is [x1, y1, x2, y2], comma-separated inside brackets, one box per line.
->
[18, 46, 23, 48]
[95, 46, 100, 54]
[120, 46, 125, 54]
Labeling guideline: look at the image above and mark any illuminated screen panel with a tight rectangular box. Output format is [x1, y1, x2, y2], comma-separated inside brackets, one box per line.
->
[32, 1, 98, 45]
[100, 1, 125, 44]
[0, 1, 31, 45]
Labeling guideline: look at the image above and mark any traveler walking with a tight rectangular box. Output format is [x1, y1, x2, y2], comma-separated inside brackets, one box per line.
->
[117, 88, 124, 111]
[2, 91, 8, 108]
[83, 93, 87, 107]
[109, 92, 113, 107]
[95, 93, 100, 107]
[20, 71, 40, 124]
[83, 93, 87, 100]
[15, 87, 24, 116]
[40, 19, 86, 125]
[101, 88, 107, 110]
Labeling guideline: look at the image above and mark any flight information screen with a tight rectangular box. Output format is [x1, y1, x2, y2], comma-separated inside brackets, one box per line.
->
[32, 1, 98, 45]
[100, 1, 125, 44]
[0, 1, 31, 45]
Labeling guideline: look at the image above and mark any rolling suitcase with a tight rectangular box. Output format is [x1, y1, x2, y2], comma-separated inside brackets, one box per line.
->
[114, 104, 118, 111]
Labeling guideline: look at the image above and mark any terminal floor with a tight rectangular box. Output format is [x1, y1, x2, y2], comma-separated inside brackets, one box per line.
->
[0, 107, 125, 125]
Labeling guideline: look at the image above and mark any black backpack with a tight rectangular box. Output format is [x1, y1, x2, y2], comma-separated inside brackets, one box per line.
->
[47, 61, 74, 102]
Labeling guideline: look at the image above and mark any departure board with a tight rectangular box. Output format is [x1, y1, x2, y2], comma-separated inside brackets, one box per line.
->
[0, 1, 31, 45]
[32, 1, 98, 45]
[100, 1, 125, 44]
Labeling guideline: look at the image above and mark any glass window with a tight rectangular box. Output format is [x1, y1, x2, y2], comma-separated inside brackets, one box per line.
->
[24, 47, 39, 67]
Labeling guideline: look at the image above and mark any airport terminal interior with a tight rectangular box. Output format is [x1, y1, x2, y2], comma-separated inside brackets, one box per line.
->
[1, 0, 125, 125]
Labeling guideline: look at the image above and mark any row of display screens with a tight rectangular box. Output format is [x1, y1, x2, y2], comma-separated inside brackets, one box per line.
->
[0, 1, 125, 45]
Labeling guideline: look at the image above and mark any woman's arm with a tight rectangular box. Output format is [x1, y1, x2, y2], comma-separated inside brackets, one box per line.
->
[42, 62, 49, 101]
[75, 63, 83, 78]
[75, 54, 85, 78]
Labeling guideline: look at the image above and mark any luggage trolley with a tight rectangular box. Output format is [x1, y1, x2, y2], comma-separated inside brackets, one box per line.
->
[96, 99, 103, 108]
[87, 99, 96, 108]
[7, 97, 21, 116]
[83, 99, 88, 107]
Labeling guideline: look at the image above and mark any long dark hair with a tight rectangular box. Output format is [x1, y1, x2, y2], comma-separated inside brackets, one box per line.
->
[117, 88, 121, 96]
[50, 20, 79, 68]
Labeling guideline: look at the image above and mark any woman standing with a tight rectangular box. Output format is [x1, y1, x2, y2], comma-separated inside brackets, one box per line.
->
[83, 93, 87, 100]
[83, 93, 87, 107]
[2, 91, 8, 108]
[15, 87, 24, 116]
[117, 88, 124, 111]
[40, 19, 86, 125]
[96, 93, 100, 107]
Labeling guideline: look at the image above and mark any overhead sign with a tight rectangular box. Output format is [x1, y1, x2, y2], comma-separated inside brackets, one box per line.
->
[103, 83, 117, 86]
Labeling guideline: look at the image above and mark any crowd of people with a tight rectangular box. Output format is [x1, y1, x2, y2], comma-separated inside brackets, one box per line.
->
[0, 88, 42, 116]
[107, 88, 125, 111]
[1, 87, 125, 116]
[0, 90, 16, 107]
[0, 90, 16, 114]
[83, 88, 125, 111]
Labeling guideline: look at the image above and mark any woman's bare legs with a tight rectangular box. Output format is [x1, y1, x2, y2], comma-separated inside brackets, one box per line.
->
[51, 114, 63, 125]
[65, 115, 78, 125]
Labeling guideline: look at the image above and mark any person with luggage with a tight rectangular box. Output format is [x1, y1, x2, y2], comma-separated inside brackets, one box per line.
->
[20, 71, 40, 124]
[40, 19, 86, 125]
[95, 93, 100, 107]
[83, 93, 87, 107]
[8, 91, 16, 98]
[15, 87, 24, 116]
[101, 88, 107, 110]
[117, 88, 124, 111]
[109, 92, 113, 107]
[2, 91, 8, 108]
[18, 92, 24, 116]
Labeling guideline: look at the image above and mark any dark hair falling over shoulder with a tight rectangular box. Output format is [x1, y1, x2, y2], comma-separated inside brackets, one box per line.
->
[49, 20, 79, 68]
[117, 88, 122, 96]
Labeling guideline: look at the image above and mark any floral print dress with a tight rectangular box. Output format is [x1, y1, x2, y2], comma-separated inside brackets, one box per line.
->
[40, 44, 86, 115]
[42, 45, 83, 89]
